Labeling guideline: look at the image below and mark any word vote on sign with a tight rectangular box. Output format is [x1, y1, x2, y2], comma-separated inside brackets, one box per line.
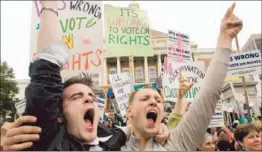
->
[31, 0, 103, 79]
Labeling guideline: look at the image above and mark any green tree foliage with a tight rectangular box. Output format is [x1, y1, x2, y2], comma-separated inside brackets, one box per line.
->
[0, 61, 19, 123]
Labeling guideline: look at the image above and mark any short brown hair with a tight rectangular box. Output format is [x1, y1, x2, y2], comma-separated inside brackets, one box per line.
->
[59, 73, 94, 112]
[234, 124, 260, 142]
[64, 73, 94, 89]
[128, 86, 163, 105]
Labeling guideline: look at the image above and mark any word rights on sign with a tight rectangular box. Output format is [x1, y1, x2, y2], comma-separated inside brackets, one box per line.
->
[163, 59, 205, 102]
[227, 50, 261, 77]
[30, 0, 103, 79]
[208, 103, 225, 128]
[167, 30, 191, 62]
[109, 72, 133, 117]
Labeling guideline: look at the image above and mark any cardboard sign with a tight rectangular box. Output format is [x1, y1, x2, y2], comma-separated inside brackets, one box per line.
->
[227, 50, 261, 77]
[167, 30, 191, 62]
[163, 58, 205, 102]
[104, 4, 153, 57]
[109, 72, 133, 116]
[30, 1, 103, 80]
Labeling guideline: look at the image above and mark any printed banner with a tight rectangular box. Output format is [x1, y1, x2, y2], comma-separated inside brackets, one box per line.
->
[104, 4, 153, 57]
[167, 30, 191, 62]
[163, 58, 205, 102]
[227, 50, 261, 77]
[208, 103, 225, 128]
[109, 72, 133, 116]
[30, 1, 103, 81]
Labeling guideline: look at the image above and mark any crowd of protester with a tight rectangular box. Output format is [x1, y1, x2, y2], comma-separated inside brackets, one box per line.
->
[0, 1, 261, 151]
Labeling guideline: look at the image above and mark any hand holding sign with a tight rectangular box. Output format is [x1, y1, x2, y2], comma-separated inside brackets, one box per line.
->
[178, 73, 193, 99]
[220, 3, 243, 39]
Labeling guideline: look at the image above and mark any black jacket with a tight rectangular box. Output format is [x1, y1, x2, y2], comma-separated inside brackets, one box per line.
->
[23, 59, 126, 151]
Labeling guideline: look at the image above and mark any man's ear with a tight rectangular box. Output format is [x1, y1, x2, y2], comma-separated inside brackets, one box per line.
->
[126, 106, 131, 118]
[57, 113, 64, 123]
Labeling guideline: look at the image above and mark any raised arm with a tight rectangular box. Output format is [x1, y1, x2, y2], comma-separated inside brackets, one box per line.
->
[168, 73, 193, 128]
[165, 3, 243, 151]
[23, 1, 69, 150]
[37, 1, 60, 53]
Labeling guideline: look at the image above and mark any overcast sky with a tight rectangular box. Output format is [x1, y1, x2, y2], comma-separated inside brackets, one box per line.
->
[1, 1, 261, 79]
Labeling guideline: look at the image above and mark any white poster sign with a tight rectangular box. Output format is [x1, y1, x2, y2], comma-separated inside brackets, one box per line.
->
[30, 1, 103, 79]
[94, 90, 106, 119]
[222, 103, 228, 111]
[208, 103, 225, 128]
[167, 30, 191, 62]
[109, 72, 133, 116]
[163, 59, 205, 102]
[227, 50, 261, 77]
[227, 103, 234, 112]
[97, 97, 106, 119]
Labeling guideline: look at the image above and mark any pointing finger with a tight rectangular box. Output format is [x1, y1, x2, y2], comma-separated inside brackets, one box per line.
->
[224, 3, 236, 19]
[179, 72, 184, 83]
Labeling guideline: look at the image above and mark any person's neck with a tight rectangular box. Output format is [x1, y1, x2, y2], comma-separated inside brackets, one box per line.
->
[134, 131, 150, 151]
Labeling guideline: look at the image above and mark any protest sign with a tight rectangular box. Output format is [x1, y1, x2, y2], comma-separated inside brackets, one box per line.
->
[109, 72, 133, 116]
[97, 97, 106, 119]
[30, 1, 103, 80]
[15, 99, 26, 116]
[167, 30, 191, 62]
[222, 103, 228, 111]
[163, 58, 205, 102]
[227, 50, 261, 77]
[208, 103, 225, 128]
[104, 4, 153, 57]
[94, 90, 106, 118]
[156, 77, 163, 88]
[226, 103, 234, 112]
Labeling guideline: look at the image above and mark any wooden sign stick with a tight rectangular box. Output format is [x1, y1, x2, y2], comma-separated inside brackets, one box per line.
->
[235, 36, 252, 123]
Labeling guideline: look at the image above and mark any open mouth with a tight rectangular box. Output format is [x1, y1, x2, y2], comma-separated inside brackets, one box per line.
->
[84, 109, 94, 129]
[146, 111, 158, 124]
